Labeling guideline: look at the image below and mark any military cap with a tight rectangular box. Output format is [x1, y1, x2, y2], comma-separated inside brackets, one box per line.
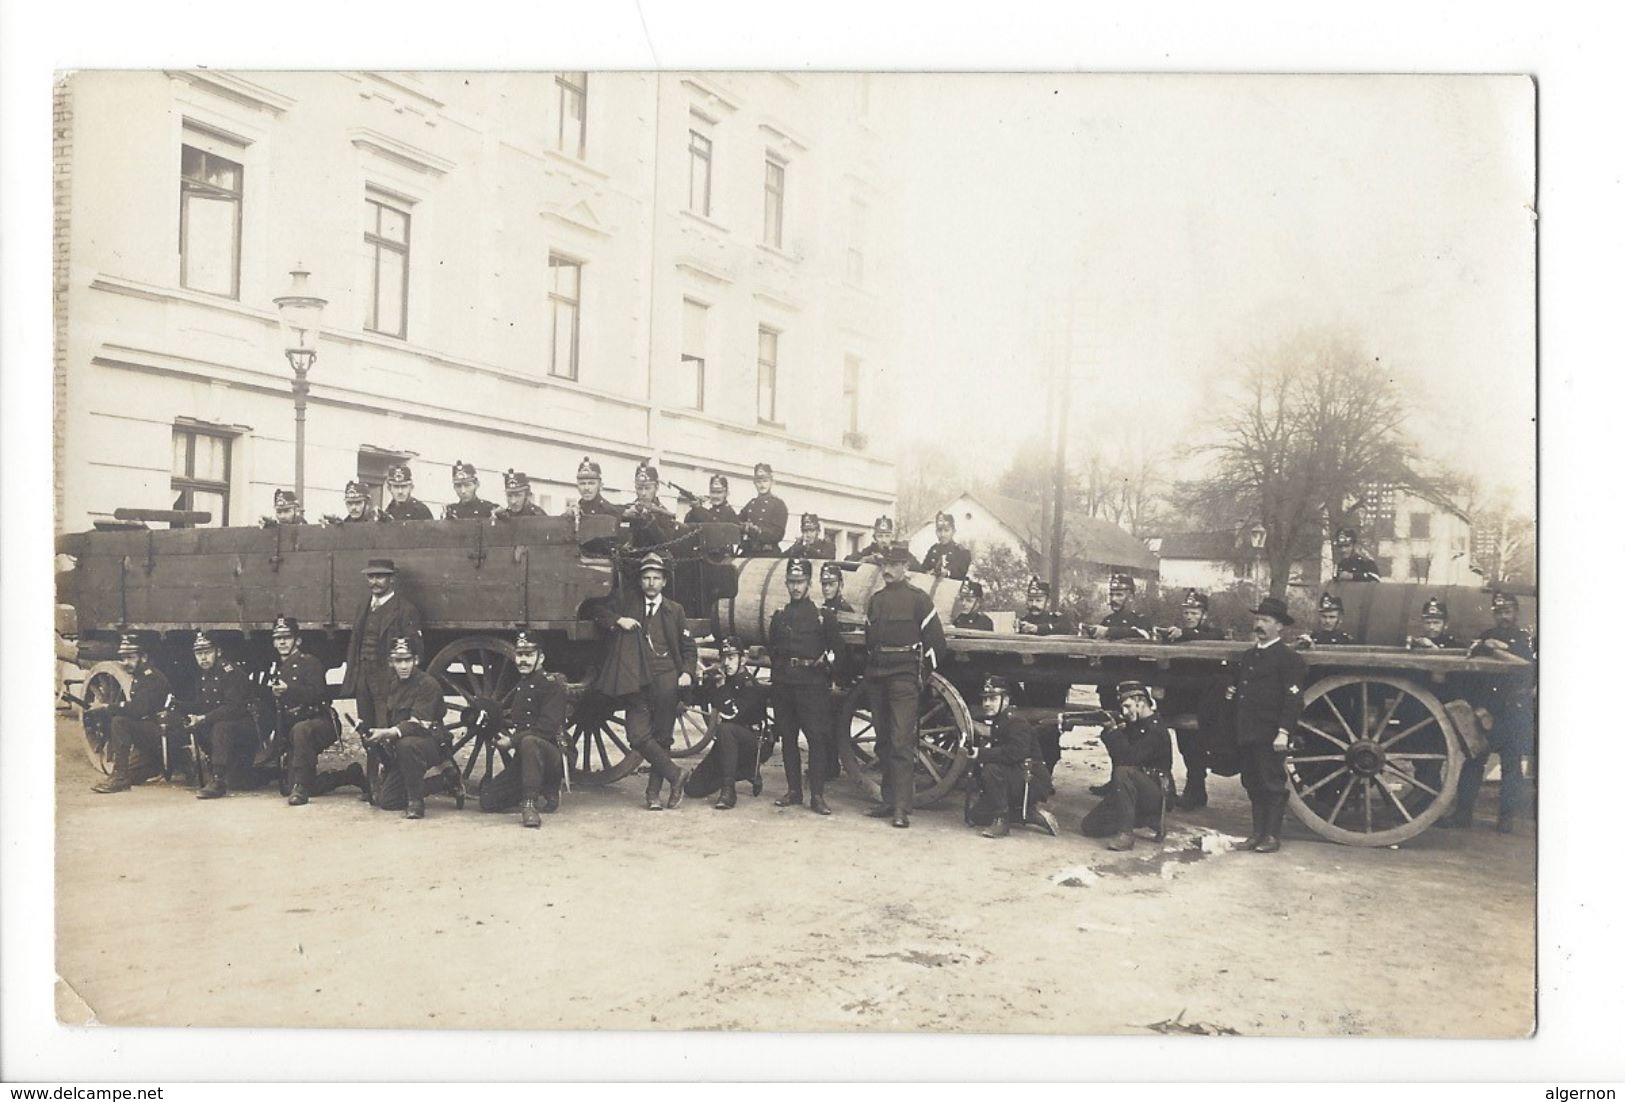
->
[1026, 576, 1051, 597]
[1318, 592, 1344, 612]
[709, 473, 728, 492]
[819, 561, 843, 583]
[962, 579, 984, 599]
[387, 636, 419, 661]
[344, 479, 370, 501]
[1108, 572, 1136, 593]
[1250, 596, 1295, 626]
[503, 469, 529, 492]
[1490, 590, 1520, 611]
[719, 636, 745, 657]
[801, 512, 821, 531]
[271, 616, 299, 638]
[513, 630, 539, 653]
[637, 550, 669, 576]
[576, 456, 602, 478]
[273, 488, 300, 508]
[934, 511, 955, 528]
[785, 557, 813, 583]
[386, 464, 414, 485]
[1182, 588, 1209, 610]
[1421, 597, 1448, 619]
[981, 675, 1013, 696]
[753, 462, 773, 477]
[191, 631, 217, 652]
[1335, 526, 1358, 543]
[635, 460, 659, 485]
[881, 544, 913, 565]
[362, 557, 397, 576]
[873, 515, 895, 535]
[451, 460, 478, 483]
[117, 632, 145, 656]
[1116, 679, 1153, 704]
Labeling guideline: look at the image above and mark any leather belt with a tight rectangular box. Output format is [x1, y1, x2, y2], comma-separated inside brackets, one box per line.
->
[785, 657, 825, 668]
[876, 645, 919, 654]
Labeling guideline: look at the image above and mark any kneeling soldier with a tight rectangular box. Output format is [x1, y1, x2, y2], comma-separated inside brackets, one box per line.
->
[183, 633, 256, 799]
[270, 616, 366, 805]
[479, 632, 567, 827]
[965, 676, 1059, 838]
[691, 637, 770, 809]
[368, 636, 454, 820]
[89, 633, 173, 794]
[1079, 680, 1173, 850]
[768, 557, 841, 815]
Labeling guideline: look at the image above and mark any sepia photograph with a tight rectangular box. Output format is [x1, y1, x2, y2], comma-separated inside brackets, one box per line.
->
[39, 66, 1541, 1046]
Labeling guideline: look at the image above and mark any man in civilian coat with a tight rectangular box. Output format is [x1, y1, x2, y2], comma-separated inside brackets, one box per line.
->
[340, 558, 424, 794]
[1226, 596, 1306, 853]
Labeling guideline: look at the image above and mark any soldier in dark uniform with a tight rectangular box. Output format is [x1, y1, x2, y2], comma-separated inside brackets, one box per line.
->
[262, 488, 308, 527]
[336, 480, 379, 524]
[381, 464, 434, 522]
[1333, 527, 1381, 582]
[738, 462, 789, 555]
[847, 515, 919, 569]
[623, 460, 679, 550]
[181, 632, 257, 799]
[478, 632, 568, 827]
[820, 561, 855, 614]
[570, 456, 622, 519]
[784, 513, 836, 560]
[1084, 573, 1153, 640]
[768, 558, 842, 815]
[964, 676, 1060, 838]
[89, 634, 173, 794]
[267, 616, 367, 805]
[1016, 577, 1075, 635]
[1445, 590, 1536, 832]
[1407, 596, 1463, 650]
[340, 558, 424, 798]
[688, 637, 770, 809]
[683, 474, 739, 525]
[1079, 680, 1174, 850]
[920, 511, 973, 580]
[495, 469, 545, 519]
[1297, 592, 1354, 648]
[953, 579, 994, 631]
[862, 545, 948, 828]
[367, 636, 452, 820]
[442, 459, 497, 520]
[1158, 589, 1226, 810]
[1225, 596, 1306, 853]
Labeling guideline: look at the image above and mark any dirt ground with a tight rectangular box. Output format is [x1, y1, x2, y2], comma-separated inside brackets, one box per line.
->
[53, 714, 1535, 1038]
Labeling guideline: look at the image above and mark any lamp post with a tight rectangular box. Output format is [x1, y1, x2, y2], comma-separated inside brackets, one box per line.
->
[273, 267, 327, 506]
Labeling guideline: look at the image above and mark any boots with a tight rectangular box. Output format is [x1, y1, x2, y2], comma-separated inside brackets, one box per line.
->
[542, 791, 560, 813]
[1254, 794, 1286, 853]
[774, 790, 803, 807]
[92, 773, 132, 794]
[1027, 806, 1060, 837]
[404, 799, 425, 820]
[866, 804, 896, 818]
[1179, 773, 1208, 810]
[1240, 800, 1266, 850]
[645, 774, 664, 811]
[809, 793, 832, 816]
[1107, 831, 1136, 851]
[715, 784, 738, 810]
[666, 768, 691, 809]
[287, 784, 310, 806]
[196, 771, 227, 800]
[982, 816, 1010, 838]
[521, 799, 541, 828]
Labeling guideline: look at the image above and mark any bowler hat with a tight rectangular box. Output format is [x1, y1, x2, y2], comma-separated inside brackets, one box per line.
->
[1249, 596, 1295, 625]
[362, 558, 397, 576]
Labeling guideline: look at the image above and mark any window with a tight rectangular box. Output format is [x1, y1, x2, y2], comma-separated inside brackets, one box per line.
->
[1409, 556, 1431, 581]
[171, 424, 233, 527]
[1409, 512, 1432, 540]
[548, 254, 582, 380]
[1372, 514, 1396, 539]
[846, 198, 867, 286]
[1375, 556, 1393, 579]
[763, 156, 785, 248]
[688, 125, 713, 217]
[364, 194, 411, 338]
[179, 134, 243, 298]
[842, 355, 862, 436]
[757, 326, 779, 424]
[555, 72, 588, 158]
[680, 298, 707, 410]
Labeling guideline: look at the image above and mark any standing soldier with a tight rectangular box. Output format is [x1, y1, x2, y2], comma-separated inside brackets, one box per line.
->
[862, 545, 948, 828]
[1407, 597, 1463, 649]
[340, 558, 424, 797]
[1159, 589, 1226, 810]
[1084, 573, 1153, 640]
[1446, 590, 1536, 832]
[478, 632, 568, 827]
[337, 480, 379, 524]
[269, 617, 367, 805]
[1297, 592, 1354, 648]
[920, 511, 972, 580]
[738, 462, 789, 554]
[623, 460, 679, 550]
[689, 637, 770, 809]
[953, 580, 994, 631]
[767, 558, 842, 815]
[262, 488, 307, 527]
[443, 460, 497, 520]
[593, 552, 696, 810]
[684, 474, 739, 525]
[1332, 527, 1381, 581]
[784, 513, 836, 560]
[1079, 680, 1174, 850]
[819, 561, 855, 614]
[381, 464, 434, 522]
[367, 636, 451, 820]
[964, 676, 1060, 838]
[1016, 577, 1076, 635]
[181, 633, 257, 799]
[495, 469, 545, 519]
[88, 634, 173, 794]
[1226, 596, 1306, 853]
[571, 456, 621, 518]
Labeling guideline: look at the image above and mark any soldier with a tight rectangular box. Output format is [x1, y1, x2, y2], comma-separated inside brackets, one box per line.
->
[366, 636, 451, 820]
[1446, 590, 1536, 832]
[262, 488, 307, 527]
[819, 561, 855, 614]
[1225, 596, 1306, 853]
[340, 558, 424, 798]
[683, 474, 739, 525]
[783, 513, 836, 560]
[570, 456, 622, 518]
[1297, 592, 1354, 648]
[1078, 680, 1174, 850]
[181, 632, 257, 799]
[953, 580, 994, 631]
[862, 545, 948, 828]
[689, 637, 770, 809]
[88, 634, 173, 794]
[738, 462, 789, 555]
[593, 551, 695, 810]
[623, 460, 679, 550]
[268, 616, 367, 805]
[920, 511, 972, 580]
[964, 676, 1060, 838]
[478, 632, 568, 827]
[1016, 577, 1076, 635]
[443, 459, 497, 520]
[1159, 589, 1226, 810]
[381, 464, 434, 522]
[1084, 573, 1153, 640]
[338, 480, 379, 524]
[848, 515, 921, 569]
[1407, 596, 1463, 649]
[768, 558, 842, 815]
[494, 469, 545, 519]
[1333, 527, 1381, 582]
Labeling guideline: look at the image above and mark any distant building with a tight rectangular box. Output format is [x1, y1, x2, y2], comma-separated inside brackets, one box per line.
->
[1340, 486, 1476, 586]
[906, 490, 1158, 583]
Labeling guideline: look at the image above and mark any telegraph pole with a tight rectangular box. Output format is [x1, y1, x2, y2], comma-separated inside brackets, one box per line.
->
[1047, 309, 1072, 599]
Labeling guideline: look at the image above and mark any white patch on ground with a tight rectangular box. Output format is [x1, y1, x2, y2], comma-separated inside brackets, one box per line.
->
[1051, 865, 1101, 888]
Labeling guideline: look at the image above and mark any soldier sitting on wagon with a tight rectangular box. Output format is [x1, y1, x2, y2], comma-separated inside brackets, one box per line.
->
[683, 637, 771, 809]
[569, 456, 621, 518]
[494, 469, 546, 519]
[784, 513, 836, 560]
[738, 462, 789, 555]
[265, 616, 368, 806]
[89, 633, 174, 794]
[1079, 680, 1174, 851]
[381, 464, 434, 522]
[1332, 527, 1381, 582]
[327, 480, 379, 524]
[953, 579, 994, 631]
[921, 511, 973, 580]
[261, 488, 308, 527]
[478, 632, 568, 827]
[365, 635, 460, 820]
[1296, 592, 1354, 648]
[1084, 573, 1153, 641]
[683, 474, 739, 525]
[1407, 597, 1463, 649]
[964, 676, 1060, 839]
[846, 515, 919, 569]
[623, 460, 680, 550]
[443, 460, 497, 520]
[182, 632, 259, 800]
[1016, 577, 1074, 635]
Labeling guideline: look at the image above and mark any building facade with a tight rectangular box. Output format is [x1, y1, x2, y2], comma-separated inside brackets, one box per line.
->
[1333, 487, 1476, 586]
[54, 71, 899, 547]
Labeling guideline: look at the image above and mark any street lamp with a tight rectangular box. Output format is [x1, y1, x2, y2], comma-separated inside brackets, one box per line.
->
[1247, 523, 1268, 587]
[273, 267, 327, 506]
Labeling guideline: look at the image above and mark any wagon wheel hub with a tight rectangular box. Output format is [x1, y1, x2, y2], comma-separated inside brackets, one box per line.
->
[1346, 739, 1385, 777]
[458, 696, 507, 738]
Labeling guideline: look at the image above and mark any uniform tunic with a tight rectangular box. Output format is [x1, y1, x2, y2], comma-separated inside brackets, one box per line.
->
[1455, 621, 1536, 823]
[768, 596, 842, 797]
[1231, 639, 1306, 805]
[1335, 554, 1381, 582]
[784, 536, 837, 560]
[685, 670, 771, 796]
[1306, 628, 1354, 646]
[623, 499, 679, 549]
[684, 502, 739, 525]
[186, 659, 256, 785]
[382, 498, 434, 522]
[1095, 607, 1153, 640]
[103, 661, 173, 783]
[378, 668, 450, 807]
[953, 612, 995, 631]
[848, 543, 922, 570]
[969, 711, 1054, 823]
[444, 498, 498, 520]
[273, 650, 336, 789]
[921, 541, 972, 580]
[1017, 609, 1076, 636]
[738, 493, 789, 554]
[480, 669, 568, 809]
[864, 578, 948, 813]
[1081, 714, 1174, 836]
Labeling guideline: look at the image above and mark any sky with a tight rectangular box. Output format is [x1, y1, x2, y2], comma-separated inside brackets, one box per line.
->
[880, 74, 1536, 515]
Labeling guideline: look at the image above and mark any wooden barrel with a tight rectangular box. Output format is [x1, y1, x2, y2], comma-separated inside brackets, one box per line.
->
[719, 558, 965, 646]
[1327, 581, 1538, 647]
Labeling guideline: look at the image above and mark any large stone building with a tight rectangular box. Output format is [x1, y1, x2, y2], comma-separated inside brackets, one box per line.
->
[54, 71, 899, 548]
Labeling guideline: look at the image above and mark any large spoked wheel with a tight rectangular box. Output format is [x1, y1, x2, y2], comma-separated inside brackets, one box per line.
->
[564, 691, 643, 786]
[837, 672, 974, 808]
[670, 699, 718, 758]
[1287, 674, 1463, 847]
[429, 635, 520, 795]
[78, 661, 132, 775]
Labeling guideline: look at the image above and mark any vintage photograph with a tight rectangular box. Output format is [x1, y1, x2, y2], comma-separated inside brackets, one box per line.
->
[49, 70, 1535, 1037]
